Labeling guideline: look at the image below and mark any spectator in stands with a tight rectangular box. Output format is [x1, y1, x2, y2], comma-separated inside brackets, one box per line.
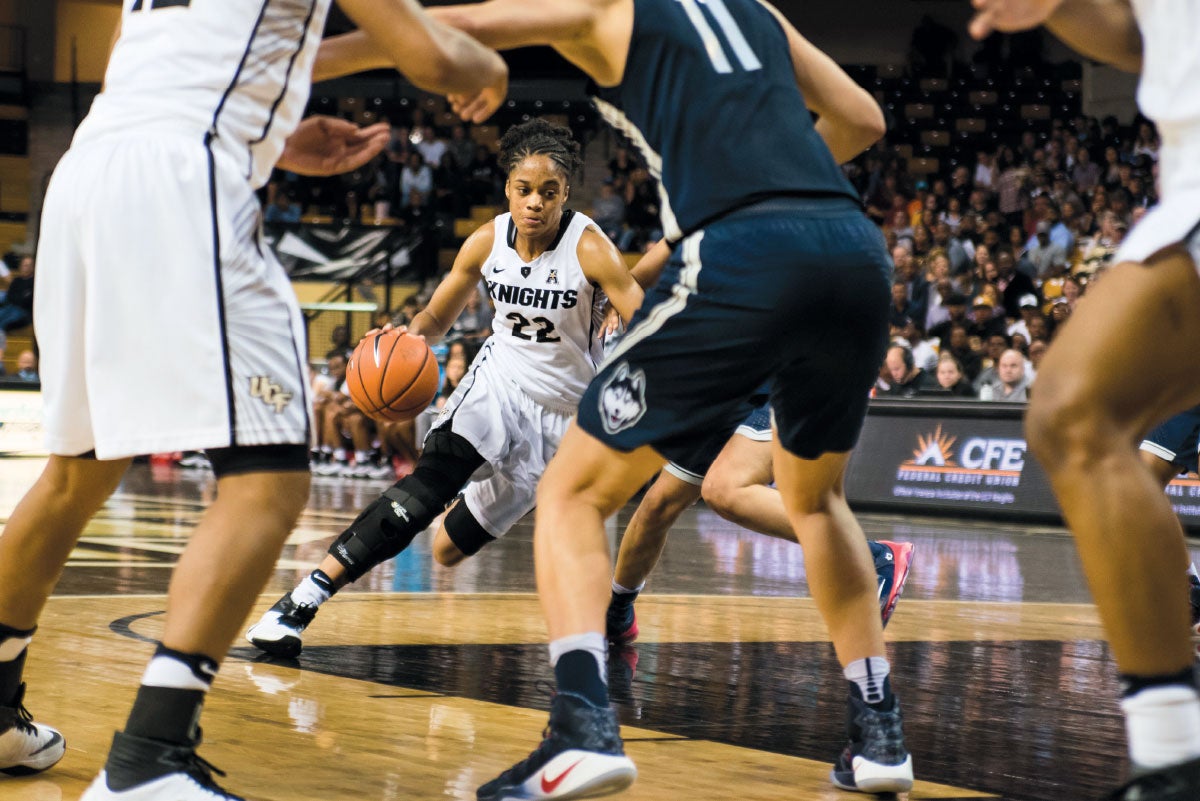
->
[994, 249, 1038, 318]
[878, 344, 928, 398]
[466, 144, 501, 205]
[979, 349, 1031, 402]
[0, 256, 34, 332]
[608, 145, 635, 191]
[325, 325, 352, 361]
[968, 294, 1007, 340]
[624, 167, 662, 251]
[449, 288, 490, 341]
[974, 150, 996, 191]
[415, 125, 446, 167]
[1071, 148, 1101, 194]
[1047, 297, 1073, 337]
[591, 179, 626, 245]
[265, 191, 302, 223]
[447, 124, 475, 169]
[929, 291, 969, 344]
[930, 353, 975, 397]
[1027, 338, 1049, 373]
[1008, 294, 1042, 342]
[13, 350, 36, 383]
[400, 151, 433, 207]
[972, 333, 1010, 393]
[946, 322, 983, 381]
[893, 317, 939, 372]
[1027, 220, 1069, 278]
[1132, 120, 1160, 161]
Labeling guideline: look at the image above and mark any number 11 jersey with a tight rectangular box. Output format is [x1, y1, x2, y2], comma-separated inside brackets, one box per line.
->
[481, 210, 608, 411]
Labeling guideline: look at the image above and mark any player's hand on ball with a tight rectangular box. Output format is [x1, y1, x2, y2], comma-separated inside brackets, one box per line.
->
[968, 0, 1066, 39]
[277, 116, 392, 177]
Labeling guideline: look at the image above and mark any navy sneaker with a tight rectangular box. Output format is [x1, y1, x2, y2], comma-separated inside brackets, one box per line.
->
[1104, 756, 1200, 800]
[477, 692, 636, 801]
[605, 594, 639, 645]
[872, 540, 915, 628]
[830, 695, 914, 794]
[246, 593, 320, 658]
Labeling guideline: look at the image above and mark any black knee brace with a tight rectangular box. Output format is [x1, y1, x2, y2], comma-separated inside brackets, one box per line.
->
[328, 429, 484, 582]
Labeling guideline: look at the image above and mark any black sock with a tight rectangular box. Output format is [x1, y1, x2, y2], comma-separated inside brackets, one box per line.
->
[848, 674, 896, 712]
[0, 623, 35, 707]
[122, 644, 216, 746]
[610, 589, 639, 609]
[123, 685, 206, 746]
[555, 650, 609, 708]
[1120, 666, 1198, 698]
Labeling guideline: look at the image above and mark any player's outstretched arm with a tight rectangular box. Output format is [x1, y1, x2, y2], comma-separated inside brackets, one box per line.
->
[969, 0, 1141, 73]
[408, 224, 495, 342]
[427, 0, 598, 51]
[579, 227, 644, 324]
[329, 0, 508, 109]
[757, 1, 885, 163]
[276, 116, 391, 177]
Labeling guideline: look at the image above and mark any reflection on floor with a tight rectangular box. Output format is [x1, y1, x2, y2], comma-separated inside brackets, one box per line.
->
[0, 458, 1190, 800]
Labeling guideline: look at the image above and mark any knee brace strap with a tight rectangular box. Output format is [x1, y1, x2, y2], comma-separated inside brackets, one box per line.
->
[328, 481, 441, 582]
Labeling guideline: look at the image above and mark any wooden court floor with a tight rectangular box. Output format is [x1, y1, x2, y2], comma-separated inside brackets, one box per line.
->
[0, 456, 1190, 801]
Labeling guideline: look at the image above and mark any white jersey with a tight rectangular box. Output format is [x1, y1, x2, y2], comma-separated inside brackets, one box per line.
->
[1132, 0, 1200, 197]
[481, 211, 608, 411]
[1115, 1, 1200, 265]
[74, 0, 332, 188]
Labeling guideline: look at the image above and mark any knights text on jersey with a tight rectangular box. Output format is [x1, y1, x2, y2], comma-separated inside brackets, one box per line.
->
[74, 0, 332, 188]
[481, 211, 608, 411]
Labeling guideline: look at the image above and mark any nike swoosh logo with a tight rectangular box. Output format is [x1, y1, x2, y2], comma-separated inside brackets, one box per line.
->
[541, 757, 585, 793]
[31, 731, 63, 755]
[493, 267, 506, 274]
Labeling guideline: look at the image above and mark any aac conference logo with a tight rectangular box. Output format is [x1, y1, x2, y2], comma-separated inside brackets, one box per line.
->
[896, 424, 1026, 489]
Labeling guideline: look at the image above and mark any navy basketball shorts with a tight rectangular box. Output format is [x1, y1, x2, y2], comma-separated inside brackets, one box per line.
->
[664, 392, 771, 485]
[1141, 403, 1200, 473]
[577, 197, 891, 462]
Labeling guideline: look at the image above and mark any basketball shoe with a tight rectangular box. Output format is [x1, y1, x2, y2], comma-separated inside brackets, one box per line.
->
[604, 597, 638, 646]
[830, 694, 914, 794]
[81, 732, 243, 801]
[873, 540, 915, 628]
[245, 594, 319, 658]
[476, 692, 636, 801]
[0, 685, 64, 776]
[1103, 755, 1200, 800]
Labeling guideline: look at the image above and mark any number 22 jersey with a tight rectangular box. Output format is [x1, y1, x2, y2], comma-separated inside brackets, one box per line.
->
[481, 210, 608, 411]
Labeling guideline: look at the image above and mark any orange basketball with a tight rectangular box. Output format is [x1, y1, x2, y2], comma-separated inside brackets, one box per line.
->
[346, 329, 440, 422]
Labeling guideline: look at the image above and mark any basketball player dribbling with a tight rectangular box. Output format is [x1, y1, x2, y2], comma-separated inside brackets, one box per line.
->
[245, 119, 644, 658]
[338, 1, 912, 797]
[0, 2, 506, 800]
[973, 0, 1200, 798]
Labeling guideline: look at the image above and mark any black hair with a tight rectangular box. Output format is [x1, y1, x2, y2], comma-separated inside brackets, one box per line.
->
[498, 119, 582, 179]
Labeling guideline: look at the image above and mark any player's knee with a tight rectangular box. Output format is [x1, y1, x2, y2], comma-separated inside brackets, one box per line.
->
[1025, 384, 1111, 473]
[208, 445, 311, 525]
[700, 472, 739, 519]
[432, 531, 468, 567]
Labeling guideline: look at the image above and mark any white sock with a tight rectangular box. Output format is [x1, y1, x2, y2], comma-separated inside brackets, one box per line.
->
[354, 450, 370, 464]
[844, 656, 891, 705]
[548, 632, 607, 682]
[1189, 563, 1199, 581]
[612, 580, 644, 595]
[1122, 686, 1200, 769]
[0, 636, 30, 662]
[333, 448, 347, 463]
[141, 654, 213, 692]
[291, 574, 333, 607]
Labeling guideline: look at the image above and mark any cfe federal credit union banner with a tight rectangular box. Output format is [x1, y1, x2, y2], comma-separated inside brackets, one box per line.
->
[844, 400, 1200, 529]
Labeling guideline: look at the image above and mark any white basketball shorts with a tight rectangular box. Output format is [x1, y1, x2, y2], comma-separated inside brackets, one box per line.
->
[36, 133, 310, 459]
[1115, 187, 1200, 269]
[428, 342, 573, 538]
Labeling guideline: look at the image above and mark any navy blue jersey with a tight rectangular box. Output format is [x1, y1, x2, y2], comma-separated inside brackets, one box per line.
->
[593, 0, 859, 241]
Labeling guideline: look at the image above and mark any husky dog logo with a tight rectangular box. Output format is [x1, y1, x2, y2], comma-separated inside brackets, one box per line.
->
[599, 362, 648, 434]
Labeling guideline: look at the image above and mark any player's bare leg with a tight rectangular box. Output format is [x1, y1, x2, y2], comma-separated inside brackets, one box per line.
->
[703, 435, 790, 536]
[1026, 250, 1200, 776]
[0, 456, 129, 774]
[772, 443, 913, 792]
[478, 424, 662, 801]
